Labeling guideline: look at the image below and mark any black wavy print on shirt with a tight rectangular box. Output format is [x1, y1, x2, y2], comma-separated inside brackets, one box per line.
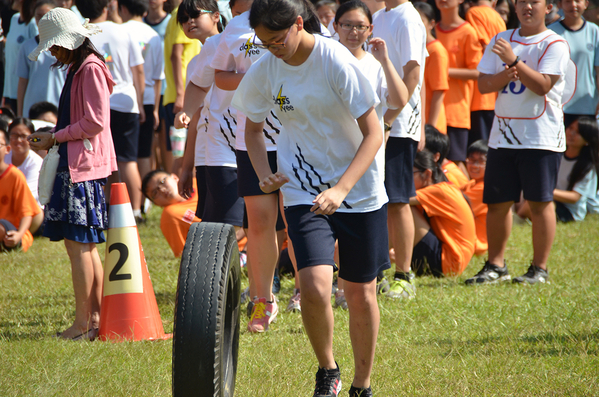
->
[292, 144, 352, 209]
[221, 110, 236, 153]
[262, 111, 281, 145]
[498, 118, 522, 145]
[406, 101, 420, 136]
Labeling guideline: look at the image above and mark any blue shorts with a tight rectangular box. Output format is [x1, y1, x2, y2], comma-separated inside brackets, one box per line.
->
[203, 166, 244, 226]
[470, 110, 494, 145]
[284, 205, 390, 283]
[412, 228, 443, 277]
[138, 104, 155, 159]
[447, 126, 469, 162]
[195, 165, 208, 219]
[385, 137, 418, 204]
[164, 102, 176, 151]
[236, 149, 279, 197]
[483, 148, 562, 204]
[111, 110, 140, 162]
[0, 219, 20, 251]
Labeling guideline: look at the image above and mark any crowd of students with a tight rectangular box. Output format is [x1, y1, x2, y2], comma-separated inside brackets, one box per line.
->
[1, 0, 598, 395]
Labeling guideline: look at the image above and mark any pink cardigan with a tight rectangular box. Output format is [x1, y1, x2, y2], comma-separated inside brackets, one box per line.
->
[53, 55, 118, 183]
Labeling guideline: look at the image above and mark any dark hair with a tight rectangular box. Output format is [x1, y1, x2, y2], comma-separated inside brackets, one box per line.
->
[567, 117, 599, 191]
[29, 101, 59, 119]
[141, 169, 169, 201]
[334, 0, 370, 24]
[178, 0, 228, 32]
[8, 117, 36, 136]
[0, 116, 10, 136]
[34, 0, 58, 14]
[413, 1, 435, 23]
[0, 128, 8, 144]
[424, 124, 450, 164]
[22, 0, 38, 23]
[496, 0, 518, 29]
[52, 37, 106, 72]
[414, 149, 448, 184]
[0, 107, 16, 121]
[77, 0, 110, 20]
[117, 0, 149, 16]
[249, 0, 322, 35]
[467, 139, 488, 157]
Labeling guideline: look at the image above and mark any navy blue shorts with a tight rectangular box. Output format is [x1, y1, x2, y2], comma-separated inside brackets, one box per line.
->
[138, 104, 155, 159]
[195, 165, 209, 219]
[483, 148, 562, 204]
[470, 110, 494, 145]
[0, 219, 20, 251]
[385, 137, 418, 204]
[203, 166, 244, 226]
[447, 126, 469, 162]
[284, 205, 390, 283]
[411, 228, 443, 277]
[555, 201, 574, 222]
[164, 102, 176, 151]
[111, 110, 140, 162]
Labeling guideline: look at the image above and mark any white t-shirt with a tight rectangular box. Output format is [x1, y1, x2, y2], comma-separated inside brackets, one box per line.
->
[91, 21, 144, 114]
[358, 52, 390, 126]
[187, 54, 207, 167]
[232, 35, 387, 213]
[478, 29, 570, 151]
[4, 150, 43, 207]
[371, 2, 427, 141]
[124, 20, 164, 106]
[191, 34, 237, 168]
[4, 13, 38, 99]
[210, 11, 281, 151]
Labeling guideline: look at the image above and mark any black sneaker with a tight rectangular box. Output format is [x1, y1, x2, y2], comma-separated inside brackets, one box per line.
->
[314, 364, 342, 397]
[465, 261, 511, 285]
[348, 385, 372, 397]
[513, 264, 549, 284]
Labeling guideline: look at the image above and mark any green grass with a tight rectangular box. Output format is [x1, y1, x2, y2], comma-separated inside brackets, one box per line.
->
[1, 209, 598, 396]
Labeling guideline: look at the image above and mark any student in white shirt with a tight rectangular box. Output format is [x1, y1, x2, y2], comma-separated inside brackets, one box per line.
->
[78, 0, 146, 220]
[118, 0, 165, 211]
[371, 0, 427, 299]
[233, 0, 388, 395]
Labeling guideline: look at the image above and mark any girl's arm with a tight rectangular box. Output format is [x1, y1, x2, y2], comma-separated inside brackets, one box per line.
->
[175, 82, 210, 129]
[428, 90, 445, 127]
[553, 189, 582, 204]
[3, 215, 32, 248]
[17, 77, 27, 117]
[370, 38, 409, 111]
[131, 64, 146, 124]
[214, 70, 245, 91]
[171, 44, 185, 113]
[311, 106, 382, 215]
[448, 68, 479, 80]
[409, 196, 420, 206]
[245, 119, 289, 193]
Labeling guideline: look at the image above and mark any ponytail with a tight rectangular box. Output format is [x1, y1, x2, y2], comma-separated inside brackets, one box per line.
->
[414, 150, 448, 184]
[249, 0, 322, 35]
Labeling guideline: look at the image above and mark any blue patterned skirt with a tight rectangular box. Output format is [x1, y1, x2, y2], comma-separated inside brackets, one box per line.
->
[43, 171, 108, 243]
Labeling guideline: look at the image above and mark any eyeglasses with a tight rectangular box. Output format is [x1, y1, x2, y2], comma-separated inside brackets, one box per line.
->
[150, 176, 167, 200]
[466, 159, 487, 166]
[10, 133, 30, 141]
[253, 25, 294, 50]
[338, 23, 370, 32]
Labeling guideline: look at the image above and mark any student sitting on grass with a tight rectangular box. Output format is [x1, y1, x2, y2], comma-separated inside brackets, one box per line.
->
[462, 139, 489, 255]
[410, 149, 476, 277]
[425, 124, 470, 188]
[517, 117, 599, 222]
[0, 128, 42, 253]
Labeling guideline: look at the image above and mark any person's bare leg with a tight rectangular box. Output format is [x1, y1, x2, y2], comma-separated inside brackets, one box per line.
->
[245, 194, 279, 300]
[62, 239, 96, 338]
[387, 202, 414, 273]
[299, 265, 336, 369]
[516, 200, 532, 220]
[90, 244, 103, 329]
[528, 201, 555, 270]
[486, 201, 514, 267]
[118, 161, 143, 212]
[344, 278, 379, 389]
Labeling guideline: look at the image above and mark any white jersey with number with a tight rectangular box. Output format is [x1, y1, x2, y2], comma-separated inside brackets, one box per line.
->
[210, 11, 281, 152]
[232, 35, 387, 213]
[371, 2, 427, 141]
[191, 33, 237, 168]
[478, 29, 570, 151]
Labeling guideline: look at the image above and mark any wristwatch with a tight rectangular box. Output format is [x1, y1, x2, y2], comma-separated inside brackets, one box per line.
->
[508, 56, 521, 68]
[384, 123, 392, 132]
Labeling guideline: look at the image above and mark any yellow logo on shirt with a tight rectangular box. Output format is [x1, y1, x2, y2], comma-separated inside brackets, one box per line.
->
[273, 85, 293, 112]
[239, 36, 260, 57]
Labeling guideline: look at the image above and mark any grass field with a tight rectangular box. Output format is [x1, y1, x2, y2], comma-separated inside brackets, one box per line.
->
[1, 208, 598, 396]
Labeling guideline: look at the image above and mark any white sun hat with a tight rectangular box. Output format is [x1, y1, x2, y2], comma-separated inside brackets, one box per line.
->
[28, 7, 101, 61]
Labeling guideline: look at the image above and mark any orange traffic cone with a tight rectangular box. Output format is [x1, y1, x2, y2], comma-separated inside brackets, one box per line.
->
[98, 183, 172, 341]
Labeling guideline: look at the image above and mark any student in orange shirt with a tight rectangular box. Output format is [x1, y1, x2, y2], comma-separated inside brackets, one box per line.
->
[410, 149, 476, 276]
[0, 128, 41, 253]
[466, 0, 506, 144]
[415, 1, 449, 134]
[462, 139, 488, 255]
[435, 0, 483, 173]
[425, 124, 470, 188]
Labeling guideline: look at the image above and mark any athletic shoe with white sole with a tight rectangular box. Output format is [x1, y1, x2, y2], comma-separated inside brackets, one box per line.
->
[334, 290, 348, 310]
[313, 364, 342, 397]
[465, 261, 511, 285]
[247, 297, 278, 333]
[286, 289, 301, 312]
[513, 264, 549, 284]
[386, 278, 416, 299]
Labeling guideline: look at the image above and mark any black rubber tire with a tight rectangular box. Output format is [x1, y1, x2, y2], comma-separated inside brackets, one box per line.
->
[172, 222, 241, 397]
